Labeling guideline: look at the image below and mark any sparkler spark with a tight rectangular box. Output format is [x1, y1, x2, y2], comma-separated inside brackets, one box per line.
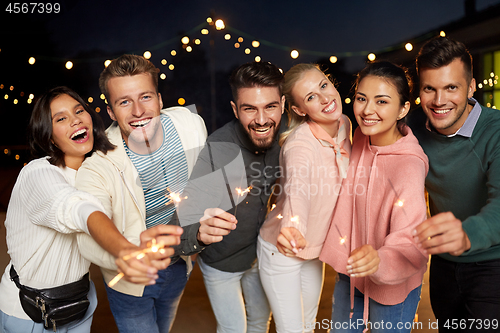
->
[235, 186, 252, 196]
[108, 238, 166, 288]
[234, 186, 252, 216]
[334, 223, 347, 248]
[277, 214, 283, 219]
[165, 187, 187, 206]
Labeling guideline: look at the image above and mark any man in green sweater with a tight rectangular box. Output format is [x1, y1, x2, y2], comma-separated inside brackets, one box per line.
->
[411, 36, 500, 331]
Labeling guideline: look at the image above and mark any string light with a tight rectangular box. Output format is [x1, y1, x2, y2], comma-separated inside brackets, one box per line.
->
[143, 51, 152, 59]
[95, 107, 101, 113]
[245, 48, 251, 54]
[238, 37, 243, 43]
[178, 98, 186, 105]
[255, 56, 261, 62]
[224, 34, 231, 40]
[28, 57, 36, 65]
[234, 43, 240, 48]
[160, 73, 166, 80]
[169, 64, 174, 70]
[186, 46, 192, 52]
[330, 56, 338, 63]
[405, 43, 413, 51]
[345, 98, 351, 104]
[291, 50, 299, 59]
[65, 61, 73, 69]
[29, 94, 34, 99]
[252, 40, 260, 48]
[206, 17, 212, 23]
[440, 31, 446, 37]
[88, 97, 93, 103]
[367, 53, 376, 61]
[171, 50, 177, 56]
[194, 39, 201, 45]
[215, 19, 225, 30]
[201, 29, 209, 35]
[104, 60, 111, 67]
[161, 59, 167, 65]
[9, 86, 14, 91]
[181, 36, 189, 44]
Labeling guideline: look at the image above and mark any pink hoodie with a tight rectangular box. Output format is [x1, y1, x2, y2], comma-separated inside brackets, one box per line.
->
[320, 125, 429, 327]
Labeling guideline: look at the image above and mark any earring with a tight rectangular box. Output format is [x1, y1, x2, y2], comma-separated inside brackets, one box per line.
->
[301, 113, 306, 116]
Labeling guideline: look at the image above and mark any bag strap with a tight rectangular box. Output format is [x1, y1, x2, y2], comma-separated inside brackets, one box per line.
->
[9, 265, 23, 290]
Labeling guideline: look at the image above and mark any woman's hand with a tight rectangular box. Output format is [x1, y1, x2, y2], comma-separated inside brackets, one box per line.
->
[114, 225, 183, 285]
[276, 227, 307, 257]
[346, 244, 379, 278]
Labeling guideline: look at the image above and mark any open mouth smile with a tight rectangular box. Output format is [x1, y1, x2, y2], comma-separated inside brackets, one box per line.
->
[130, 118, 151, 128]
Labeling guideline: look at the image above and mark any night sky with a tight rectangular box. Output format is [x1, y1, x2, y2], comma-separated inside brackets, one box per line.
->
[1, 0, 500, 152]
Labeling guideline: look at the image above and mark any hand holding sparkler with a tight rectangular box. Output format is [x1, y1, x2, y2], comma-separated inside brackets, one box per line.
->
[346, 244, 380, 278]
[277, 226, 307, 257]
[197, 208, 237, 245]
[412, 211, 470, 256]
[109, 225, 183, 287]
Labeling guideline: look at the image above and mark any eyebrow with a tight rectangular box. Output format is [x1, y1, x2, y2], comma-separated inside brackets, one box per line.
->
[239, 101, 280, 108]
[356, 92, 392, 99]
[51, 103, 82, 119]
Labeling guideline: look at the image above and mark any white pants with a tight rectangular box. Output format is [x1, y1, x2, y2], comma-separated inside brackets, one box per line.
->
[257, 236, 324, 333]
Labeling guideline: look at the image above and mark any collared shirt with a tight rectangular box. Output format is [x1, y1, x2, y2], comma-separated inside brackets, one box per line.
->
[426, 98, 481, 138]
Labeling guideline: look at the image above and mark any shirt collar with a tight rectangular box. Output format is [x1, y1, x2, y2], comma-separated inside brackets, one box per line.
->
[425, 98, 481, 138]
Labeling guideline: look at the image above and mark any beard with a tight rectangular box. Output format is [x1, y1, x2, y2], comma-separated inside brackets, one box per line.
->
[242, 120, 279, 150]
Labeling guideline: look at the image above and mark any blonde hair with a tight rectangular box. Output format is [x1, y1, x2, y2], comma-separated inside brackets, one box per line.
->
[279, 64, 324, 146]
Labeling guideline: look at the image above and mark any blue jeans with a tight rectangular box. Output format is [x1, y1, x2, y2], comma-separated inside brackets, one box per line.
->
[0, 281, 97, 333]
[331, 274, 421, 333]
[104, 259, 188, 333]
[197, 256, 271, 333]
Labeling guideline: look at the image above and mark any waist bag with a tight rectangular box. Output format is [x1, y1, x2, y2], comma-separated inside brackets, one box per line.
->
[10, 265, 90, 332]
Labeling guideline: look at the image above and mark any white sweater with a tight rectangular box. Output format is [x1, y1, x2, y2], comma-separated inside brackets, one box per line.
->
[0, 157, 104, 319]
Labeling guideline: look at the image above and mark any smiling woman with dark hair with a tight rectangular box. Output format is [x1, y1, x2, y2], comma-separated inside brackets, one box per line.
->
[0, 86, 183, 333]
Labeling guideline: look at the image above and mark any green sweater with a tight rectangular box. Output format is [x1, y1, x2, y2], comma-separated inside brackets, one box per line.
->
[411, 104, 500, 263]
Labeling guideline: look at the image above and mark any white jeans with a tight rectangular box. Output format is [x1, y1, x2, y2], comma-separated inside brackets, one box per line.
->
[197, 256, 271, 333]
[257, 236, 324, 333]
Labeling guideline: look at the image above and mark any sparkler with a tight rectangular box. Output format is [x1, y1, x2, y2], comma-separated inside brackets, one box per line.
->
[234, 186, 252, 216]
[334, 223, 347, 248]
[108, 238, 166, 288]
[165, 187, 187, 207]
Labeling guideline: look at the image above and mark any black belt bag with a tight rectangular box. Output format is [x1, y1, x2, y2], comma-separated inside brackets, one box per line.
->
[9, 265, 90, 332]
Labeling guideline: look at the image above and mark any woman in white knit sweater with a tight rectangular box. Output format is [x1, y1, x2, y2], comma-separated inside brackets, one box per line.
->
[0, 87, 182, 333]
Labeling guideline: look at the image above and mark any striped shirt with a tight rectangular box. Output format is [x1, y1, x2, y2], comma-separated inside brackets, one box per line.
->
[124, 115, 188, 229]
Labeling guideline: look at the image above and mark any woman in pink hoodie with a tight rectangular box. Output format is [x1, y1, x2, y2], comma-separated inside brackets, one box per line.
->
[320, 61, 429, 333]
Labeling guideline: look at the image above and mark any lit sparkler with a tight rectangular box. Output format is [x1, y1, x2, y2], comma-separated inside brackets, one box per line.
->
[334, 223, 347, 248]
[108, 238, 166, 288]
[165, 187, 187, 207]
[234, 186, 252, 216]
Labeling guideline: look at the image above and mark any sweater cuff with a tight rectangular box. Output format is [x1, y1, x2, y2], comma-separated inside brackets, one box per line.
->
[77, 202, 104, 235]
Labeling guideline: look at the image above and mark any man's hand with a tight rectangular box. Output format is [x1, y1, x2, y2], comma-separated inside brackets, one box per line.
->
[114, 225, 183, 285]
[413, 211, 471, 256]
[276, 227, 306, 257]
[197, 208, 237, 245]
[347, 244, 379, 277]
